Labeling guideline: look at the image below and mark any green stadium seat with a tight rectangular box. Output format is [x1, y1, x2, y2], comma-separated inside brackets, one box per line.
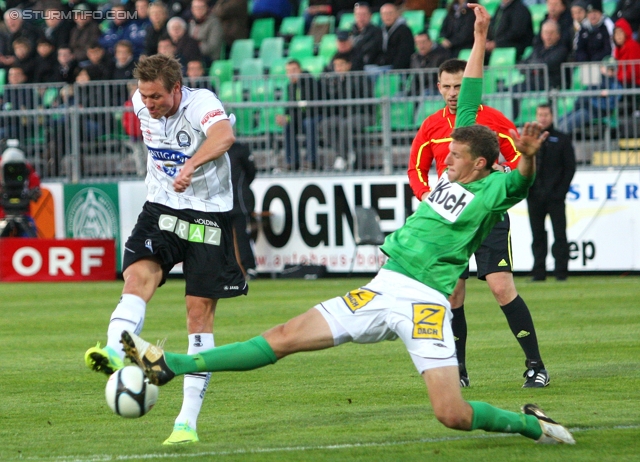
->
[0, 68, 5, 96]
[521, 46, 533, 61]
[338, 13, 355, 31]
[390, 101, 415, 131]
[603, 1, 616, 17]
[300, 56, 326, 76]
[229, 38, 255, 71]
[250, 18, 275, 49]
[414, 98, 445, 125]
[259, 37, 285, 70]
[219, 80, 243, 103]
[288, 35, 315, 60]
[483, 96, 513, 120]
[279, 16, 305, 38]
[402, 10, 425, 35]
[489, 47, 516, 67]
[239, 58, 264, 77]
[482, 0, 501, 16]
[514, 96, 548, 126]
[298, 0, 309, 16]
[371, 12, 380, 26]
[528, 4, 547, 35]
[269, 57, 289, 76]
[458, 49, 471, 61]
[428, 8, 446, 39]
[209, 59, 233, 88]
[318, 34, 338, 61]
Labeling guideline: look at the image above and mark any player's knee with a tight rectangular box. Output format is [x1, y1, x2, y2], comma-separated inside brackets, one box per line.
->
[263, 323, 295, 358]
[434, 407, 469, 430]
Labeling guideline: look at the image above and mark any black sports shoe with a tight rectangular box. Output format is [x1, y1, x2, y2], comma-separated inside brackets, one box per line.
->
[522, 404, 575, 444]
[522, 359, 550, 388]
[459, 363, 470, 388]
[120, 330, 176, 386]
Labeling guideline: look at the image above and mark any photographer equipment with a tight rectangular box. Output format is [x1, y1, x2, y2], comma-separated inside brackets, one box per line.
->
[0, 141, 39, 238]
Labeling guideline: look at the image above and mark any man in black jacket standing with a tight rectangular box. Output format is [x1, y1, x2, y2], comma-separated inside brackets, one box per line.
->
[528, 103, 576, 281]
[486, 0, 534, 61]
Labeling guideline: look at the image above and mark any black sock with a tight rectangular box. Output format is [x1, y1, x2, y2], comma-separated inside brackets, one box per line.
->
[500, 295, 544, 368]
[451, 305, 467, 370]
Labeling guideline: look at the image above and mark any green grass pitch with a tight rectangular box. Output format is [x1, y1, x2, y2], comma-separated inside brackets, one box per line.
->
[1, 275, 638, 461]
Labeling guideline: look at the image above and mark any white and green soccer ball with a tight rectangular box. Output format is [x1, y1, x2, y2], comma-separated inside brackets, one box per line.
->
[105, 366, 158, 418]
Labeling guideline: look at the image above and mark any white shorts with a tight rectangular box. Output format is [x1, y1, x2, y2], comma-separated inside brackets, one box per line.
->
[314, 269, 459, 374]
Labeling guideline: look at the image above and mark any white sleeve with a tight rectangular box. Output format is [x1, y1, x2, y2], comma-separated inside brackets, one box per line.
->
[190, 90, 230, 133]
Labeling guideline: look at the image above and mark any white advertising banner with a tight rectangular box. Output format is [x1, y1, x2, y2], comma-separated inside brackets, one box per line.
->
[46, 169, 640, 273]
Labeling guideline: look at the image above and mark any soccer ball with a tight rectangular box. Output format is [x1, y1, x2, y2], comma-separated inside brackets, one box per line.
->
[105, 366, 159, 418]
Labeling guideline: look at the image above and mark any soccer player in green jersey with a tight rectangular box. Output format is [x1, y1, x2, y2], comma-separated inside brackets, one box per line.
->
[121, 4, 575, 445]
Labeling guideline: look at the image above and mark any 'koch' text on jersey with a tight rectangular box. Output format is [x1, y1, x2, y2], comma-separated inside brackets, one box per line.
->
[425, 176, 475, 222]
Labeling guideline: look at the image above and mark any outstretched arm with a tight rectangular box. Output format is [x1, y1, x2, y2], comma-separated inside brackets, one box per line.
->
[455, 3, 490, 128]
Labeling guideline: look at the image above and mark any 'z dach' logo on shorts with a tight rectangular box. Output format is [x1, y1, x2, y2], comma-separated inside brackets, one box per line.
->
[412, 303, 446, 341]
[426, 176, 475, 223]
[158, 214, 221, 245]
[342, 288, 378, 313]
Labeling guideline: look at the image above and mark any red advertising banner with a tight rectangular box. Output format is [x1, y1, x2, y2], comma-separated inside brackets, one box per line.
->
[0, 239, 116, 281]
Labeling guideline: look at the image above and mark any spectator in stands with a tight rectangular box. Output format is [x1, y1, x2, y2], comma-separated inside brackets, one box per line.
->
[55, 47, 78, 84]
[521, 19, 569, 90]
[12, 37, 36, 83]
[188, 0, 224, 66]
[486, 0, 534, 61]
[123, 82, 143, 141]
[439, 0, 475, 59]
[377, 3, 415, 69]
[44, 7, 73, 50]
[613, 18, 640, 87]
[0, 9, 43, 69]
[275, 59, 321, 171]
[250, 0, 293, 32]
[612, 0, 640, 35]
[99, 4, 146, 58]
[144, 2, 169, 57]
[134, 0, 152, 32]
[534, 0, 574, 52]
[325, 30, 363, 71]
[410, 30, 450, 95]
[167, 17, 203, 69]
[351, 1, 383, 68]
[556, 59, 622, 133]
[0, 67, 36, 140]
[213, 0, 249, 58]
[575, 0, 613, 62]
[33, 38, 59, 83]
[86, 42, 115, 81]
[570, 0, 588, 55]
[318, 52, 375, 168]
[158, 37, 178, 60]
[69, 3, 101, 64]
[304, 1, 357, 32]
[112, 40, 136, 82]
[185, 59, 212, 89]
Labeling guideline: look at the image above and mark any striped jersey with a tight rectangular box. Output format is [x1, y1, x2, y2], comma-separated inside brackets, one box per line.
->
[382, 78, 534, 297]
[408, 101, 521, 200]
[133, 86, 233, 212]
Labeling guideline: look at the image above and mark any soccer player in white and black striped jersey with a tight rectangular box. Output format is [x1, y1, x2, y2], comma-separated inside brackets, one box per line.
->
[85, 54, 247, 445]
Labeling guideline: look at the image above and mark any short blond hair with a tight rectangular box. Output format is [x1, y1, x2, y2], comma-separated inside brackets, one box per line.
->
[133, 54, 183, 91]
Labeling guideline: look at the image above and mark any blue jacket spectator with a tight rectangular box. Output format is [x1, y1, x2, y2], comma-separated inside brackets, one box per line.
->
[99, 5, 147, 58]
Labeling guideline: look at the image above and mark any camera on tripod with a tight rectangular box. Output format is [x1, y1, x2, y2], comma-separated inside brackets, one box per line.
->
[0, 140, 40, 238]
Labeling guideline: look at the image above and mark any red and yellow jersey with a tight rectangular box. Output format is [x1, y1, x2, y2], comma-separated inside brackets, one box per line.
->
[408, 104, 521, 200]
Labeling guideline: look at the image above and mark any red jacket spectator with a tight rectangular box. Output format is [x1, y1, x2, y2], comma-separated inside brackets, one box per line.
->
[613, 18, 640, 86]
[123, 100, 142, 139]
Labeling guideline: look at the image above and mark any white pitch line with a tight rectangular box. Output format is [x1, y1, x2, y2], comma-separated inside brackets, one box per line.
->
[14, 424, 640, 462]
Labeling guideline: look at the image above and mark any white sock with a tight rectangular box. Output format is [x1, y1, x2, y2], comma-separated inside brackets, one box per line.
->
[175, 333, 214, 430]
[106, 294, 146, 359]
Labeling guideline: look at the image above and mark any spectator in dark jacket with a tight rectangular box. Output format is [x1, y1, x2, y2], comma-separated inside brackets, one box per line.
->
[276, 59, 322, 170]
[439, 0, 475, 59]
[85, 42, 115, 81]
[522, 19, 570, 90]
[575, 0, 613, 61]
[351, 2, 383, 68]
[167, 16, 203, 69]
[213, 0, 249, 58]
[54, 47, 78, 84]
[612, 0, 640, 33]
[377, 3, 414, 69]
[44, 7, 73, 49]
[528, 103, 576, 282]
[144, 2, 168, 56]
[11, 37, 37, 82]
[33, 39, 59, 83]
[69, 4, 101, 63]
[486, 0, 534, 61]
[112, 40, 136, 81]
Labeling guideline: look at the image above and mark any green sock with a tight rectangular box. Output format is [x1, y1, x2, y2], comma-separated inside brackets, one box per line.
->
[164, 336, 278, 375]
[469, 401, 542, 440]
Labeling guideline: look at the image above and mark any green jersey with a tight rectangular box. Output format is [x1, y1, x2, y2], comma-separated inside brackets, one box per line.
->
[381, 77, 534, 297]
